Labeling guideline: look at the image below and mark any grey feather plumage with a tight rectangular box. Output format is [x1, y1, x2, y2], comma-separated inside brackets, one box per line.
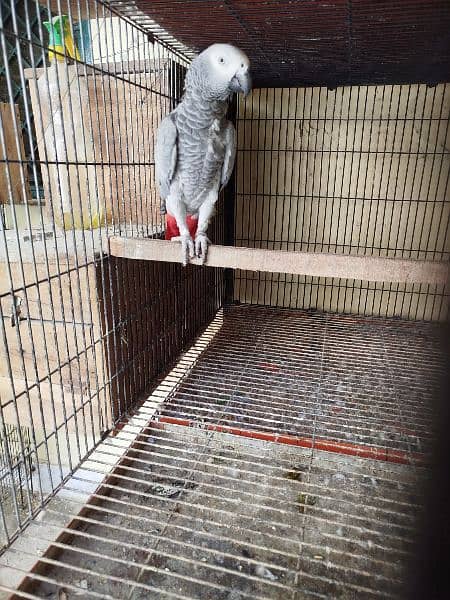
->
[154, 114, 178, 212]
[155, 115, 177, 200]
[154, 44, 251, 264]
[155, 92, 234, 212]
[220, 123, 236, 189]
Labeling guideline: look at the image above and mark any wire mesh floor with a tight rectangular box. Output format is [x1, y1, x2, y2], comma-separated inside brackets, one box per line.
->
[159, 305, 442, 462]
[6, 305, 446, 599]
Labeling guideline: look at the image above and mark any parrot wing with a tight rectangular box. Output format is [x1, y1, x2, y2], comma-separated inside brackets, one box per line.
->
[220, 121, 236, 189]
[155, 113, 178, 200]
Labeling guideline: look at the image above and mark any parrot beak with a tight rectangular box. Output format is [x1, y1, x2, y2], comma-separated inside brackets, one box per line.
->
[230, 69, 252, 97]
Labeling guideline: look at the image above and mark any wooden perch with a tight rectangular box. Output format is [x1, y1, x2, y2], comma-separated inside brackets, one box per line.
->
[108, 237, 449, 286]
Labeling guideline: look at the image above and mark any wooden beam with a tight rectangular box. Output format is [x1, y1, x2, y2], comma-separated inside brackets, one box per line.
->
[0, 103, 31, 205]
[23, 60, 169, 81]
[108, 237, 450, 286]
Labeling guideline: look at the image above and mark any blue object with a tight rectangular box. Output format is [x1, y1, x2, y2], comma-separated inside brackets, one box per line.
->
[73, 20, 92, 63]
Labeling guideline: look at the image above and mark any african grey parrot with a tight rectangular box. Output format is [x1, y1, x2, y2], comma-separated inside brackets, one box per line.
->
[155, 44, 251, 265]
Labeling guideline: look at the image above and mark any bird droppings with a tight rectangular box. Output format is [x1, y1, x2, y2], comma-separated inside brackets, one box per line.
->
[296, 493, 317, 512]
[255, 565, 278, 581]
[331, 473, 346, 483]
[283, 468, 303, 481]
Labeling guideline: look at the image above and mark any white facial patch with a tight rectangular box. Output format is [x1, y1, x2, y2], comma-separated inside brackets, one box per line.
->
[204, 44, 250, 81]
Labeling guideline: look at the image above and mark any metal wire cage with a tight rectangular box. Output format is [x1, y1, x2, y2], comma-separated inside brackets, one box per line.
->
[0, 424, 33, 506]
[0, 0, 448, 598]
[233, 84, 450, 320]
[0, 0, 224, 549]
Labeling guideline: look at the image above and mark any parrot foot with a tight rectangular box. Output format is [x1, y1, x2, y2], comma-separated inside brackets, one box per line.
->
[195, 233, 210, 264]
[171, 234, 195, 266]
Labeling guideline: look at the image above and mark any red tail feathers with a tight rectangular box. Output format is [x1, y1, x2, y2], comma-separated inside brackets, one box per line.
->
[164, 213, 198, 241]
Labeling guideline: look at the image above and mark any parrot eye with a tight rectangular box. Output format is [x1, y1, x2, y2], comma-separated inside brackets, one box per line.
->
[218, 57, 225, 64]
[241, 63, 244, 68]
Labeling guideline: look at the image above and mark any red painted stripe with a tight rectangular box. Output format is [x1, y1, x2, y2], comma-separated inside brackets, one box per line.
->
[156, 416, 427, 466]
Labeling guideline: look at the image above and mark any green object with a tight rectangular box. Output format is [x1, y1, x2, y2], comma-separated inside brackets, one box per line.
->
[43, 16, 65, 49]
[43, 15, 80, 62]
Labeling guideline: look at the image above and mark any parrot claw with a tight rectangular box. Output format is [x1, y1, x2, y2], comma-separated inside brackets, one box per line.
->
[195, 233, 210, 264]
[171, 234, 195, 266]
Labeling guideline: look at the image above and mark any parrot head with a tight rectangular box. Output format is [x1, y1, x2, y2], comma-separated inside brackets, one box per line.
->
[187, 43, 252, 100]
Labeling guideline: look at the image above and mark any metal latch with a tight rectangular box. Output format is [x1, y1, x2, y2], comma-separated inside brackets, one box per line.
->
[10, 294, 24, 327]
